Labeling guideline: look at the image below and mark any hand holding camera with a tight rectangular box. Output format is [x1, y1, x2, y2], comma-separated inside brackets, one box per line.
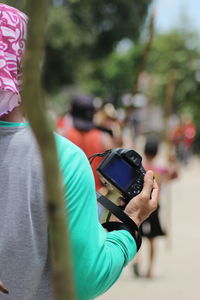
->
[92, 148, 159, 251]
[124, 170, 159, 228]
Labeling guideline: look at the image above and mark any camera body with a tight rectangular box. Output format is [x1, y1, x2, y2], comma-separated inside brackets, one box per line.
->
[97, 148, 146, 203]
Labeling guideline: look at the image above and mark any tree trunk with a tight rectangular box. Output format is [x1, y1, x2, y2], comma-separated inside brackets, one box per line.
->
[22, 0, 75, 299]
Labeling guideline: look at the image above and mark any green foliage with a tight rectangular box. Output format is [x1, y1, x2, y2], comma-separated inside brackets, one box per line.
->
[43, 7, 83, 91]
[43, 0, 152, 92]
[67, 0, 150, 58]
[90, 30, 200, 108]
[146, 31, 200, 111]
[87, 44, 143, 101]
[3, 0, 152, 93]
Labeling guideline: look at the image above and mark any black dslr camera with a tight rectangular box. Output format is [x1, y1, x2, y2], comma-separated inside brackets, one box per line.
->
[97, 148, 146, 204]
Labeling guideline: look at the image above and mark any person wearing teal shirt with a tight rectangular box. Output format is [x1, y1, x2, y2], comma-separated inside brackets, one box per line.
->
[0, 110, 158, 300]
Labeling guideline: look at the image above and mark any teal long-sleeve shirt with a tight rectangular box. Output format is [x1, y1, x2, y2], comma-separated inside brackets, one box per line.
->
[55, 134, 137, 299]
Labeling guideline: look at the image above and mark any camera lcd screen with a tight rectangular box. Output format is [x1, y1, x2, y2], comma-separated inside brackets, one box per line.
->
[101, 155, 138, 190]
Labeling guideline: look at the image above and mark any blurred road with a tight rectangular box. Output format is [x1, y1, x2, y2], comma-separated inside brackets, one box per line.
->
[97, 157, 200, 300]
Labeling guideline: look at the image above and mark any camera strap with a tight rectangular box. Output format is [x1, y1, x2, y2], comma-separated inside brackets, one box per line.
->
[96, 192, 142, 251]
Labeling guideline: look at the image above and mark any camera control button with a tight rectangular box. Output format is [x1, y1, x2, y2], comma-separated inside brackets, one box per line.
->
[134, 184, 141, 190]
[136, 179, 143, 184]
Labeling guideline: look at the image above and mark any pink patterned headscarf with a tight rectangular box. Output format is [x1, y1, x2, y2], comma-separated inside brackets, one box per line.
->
[0, 4, 28, 117]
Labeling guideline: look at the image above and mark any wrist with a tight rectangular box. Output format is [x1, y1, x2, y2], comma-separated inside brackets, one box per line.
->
[132, 217, 142, 228]
[130, 217, 142, 228]
[102, 221, 142, 251]
[124, 210, 142, 228]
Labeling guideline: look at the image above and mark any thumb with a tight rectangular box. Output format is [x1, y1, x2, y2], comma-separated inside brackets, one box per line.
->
[142, 170, 154, 199]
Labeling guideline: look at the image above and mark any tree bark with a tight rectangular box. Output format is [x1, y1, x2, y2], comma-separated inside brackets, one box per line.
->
[22, 0, 75, 299]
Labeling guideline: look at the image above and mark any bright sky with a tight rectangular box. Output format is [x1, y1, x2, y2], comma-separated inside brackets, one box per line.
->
[154, 0, 200, 33]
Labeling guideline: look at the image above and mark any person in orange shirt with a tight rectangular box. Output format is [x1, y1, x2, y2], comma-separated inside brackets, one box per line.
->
[59, 95, 115, 218]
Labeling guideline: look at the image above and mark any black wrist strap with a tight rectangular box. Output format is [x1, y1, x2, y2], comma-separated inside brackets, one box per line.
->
[102, 222, 142, 251]
[97, 192, 142, 251]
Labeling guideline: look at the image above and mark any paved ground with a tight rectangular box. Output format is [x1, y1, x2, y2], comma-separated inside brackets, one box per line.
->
[97, 157, 200, 300]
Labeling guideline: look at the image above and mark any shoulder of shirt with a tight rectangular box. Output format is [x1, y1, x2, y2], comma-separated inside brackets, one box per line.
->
[54, 133, 89, 162]
[53, 133, 95, 188]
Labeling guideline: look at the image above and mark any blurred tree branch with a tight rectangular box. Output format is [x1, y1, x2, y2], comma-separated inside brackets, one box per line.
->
[132, 11, 155, 95]
[22, 0, 75, 299]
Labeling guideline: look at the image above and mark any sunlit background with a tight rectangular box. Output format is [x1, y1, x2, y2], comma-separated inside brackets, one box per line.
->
[3, 0, 200, 299]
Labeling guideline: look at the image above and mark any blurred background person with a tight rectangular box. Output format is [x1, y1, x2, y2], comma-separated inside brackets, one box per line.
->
[94, 102, 123, 148]
[57, 95, 116, 218]
[133, 137, 178, 278]
[56, 109, 73, 137]
[170, 113, 196, 165]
